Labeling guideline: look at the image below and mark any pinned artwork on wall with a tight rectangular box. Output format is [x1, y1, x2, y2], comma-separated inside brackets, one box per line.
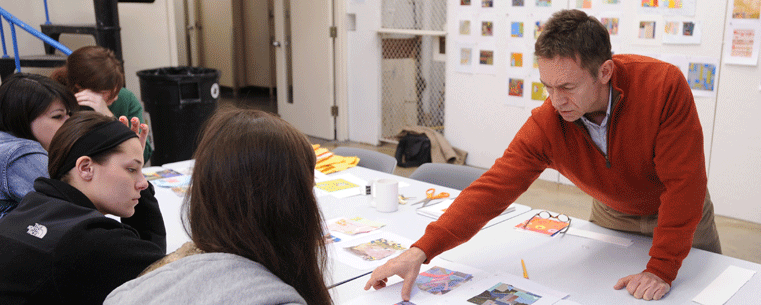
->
[639, 0, 696, 15]
[456, 42, 476, 74]
[724, 20, 761, 65]
[686, 57, 720, 98]
[732, 0, 761, 19]
[663, 19, 702, 44]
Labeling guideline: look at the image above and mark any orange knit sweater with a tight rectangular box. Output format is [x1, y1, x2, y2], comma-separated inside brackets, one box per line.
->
[412, 54, 706, 285]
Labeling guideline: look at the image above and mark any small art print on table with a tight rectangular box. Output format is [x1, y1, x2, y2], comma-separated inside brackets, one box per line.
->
[515, 218, 569, 236]
[415, 266, 474, 295]
[328, 217, 385, 235]
[346, 238, 407, 261]
[315, 178, 358, 192]
[143, 168, 183, 181]
[467, 282, 541, 305]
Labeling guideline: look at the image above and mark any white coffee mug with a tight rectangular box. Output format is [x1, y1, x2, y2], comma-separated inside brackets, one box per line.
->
[373, 179, 399, 212]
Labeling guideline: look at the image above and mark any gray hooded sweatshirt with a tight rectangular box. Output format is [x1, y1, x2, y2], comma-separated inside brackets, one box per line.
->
[105, 252, 307, 305]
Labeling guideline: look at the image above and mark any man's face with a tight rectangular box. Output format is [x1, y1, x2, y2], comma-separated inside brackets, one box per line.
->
[537, 56, 610, 122]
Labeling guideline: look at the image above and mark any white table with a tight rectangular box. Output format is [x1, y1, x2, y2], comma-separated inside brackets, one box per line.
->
[148, 162, 761, 305]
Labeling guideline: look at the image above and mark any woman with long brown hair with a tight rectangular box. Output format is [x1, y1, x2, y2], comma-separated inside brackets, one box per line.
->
[106, 107, 332, 305]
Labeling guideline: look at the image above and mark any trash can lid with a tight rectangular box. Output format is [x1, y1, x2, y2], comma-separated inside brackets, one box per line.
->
[136, 67, 220, 81]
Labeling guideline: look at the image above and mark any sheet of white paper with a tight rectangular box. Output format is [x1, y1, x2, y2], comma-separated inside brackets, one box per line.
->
[565, 227, 634, 247]
[692, 265, 756, 305]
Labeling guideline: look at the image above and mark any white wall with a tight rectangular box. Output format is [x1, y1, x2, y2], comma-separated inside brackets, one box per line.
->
[346, 0, 382, 145]
[0, 0, 180, 95]
[707, 1, 761, 224]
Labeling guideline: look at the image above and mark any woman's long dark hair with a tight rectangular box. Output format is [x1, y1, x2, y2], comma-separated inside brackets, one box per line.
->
[185, 107, 332, 305]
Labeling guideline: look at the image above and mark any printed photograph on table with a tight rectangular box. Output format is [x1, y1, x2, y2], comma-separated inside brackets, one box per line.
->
[143, 168, 183, 181]
[467, 282, 542, 305]
[461, 0, 471, 5]
[315, 178, 358, 192]
[512, 0, 524, 6]
[346, 238, 407, 261]
[328, 217, 386, 235]
[482, 0, 493, 8]
[733, 0, 761, 19]
[415, 266, 474, 295]
[395, 302, 416, 305]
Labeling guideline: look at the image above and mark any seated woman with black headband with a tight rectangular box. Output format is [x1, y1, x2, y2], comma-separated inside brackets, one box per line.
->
[0, 111, 166, 304]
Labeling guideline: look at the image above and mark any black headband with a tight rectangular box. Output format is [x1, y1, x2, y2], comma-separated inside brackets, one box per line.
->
[54, 120, 137, 179]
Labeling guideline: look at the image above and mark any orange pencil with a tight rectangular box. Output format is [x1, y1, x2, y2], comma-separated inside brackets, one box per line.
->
[521, 259, 529, 279]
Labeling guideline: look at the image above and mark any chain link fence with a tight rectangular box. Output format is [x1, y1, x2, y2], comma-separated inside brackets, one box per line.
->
[380, 0, 447, 142]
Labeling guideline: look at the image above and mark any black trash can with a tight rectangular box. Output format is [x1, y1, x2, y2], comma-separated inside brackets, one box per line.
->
[136, 67, 220, 166]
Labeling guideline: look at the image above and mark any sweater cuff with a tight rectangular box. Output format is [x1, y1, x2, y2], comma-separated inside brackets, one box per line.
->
[645, 257, 679, 285]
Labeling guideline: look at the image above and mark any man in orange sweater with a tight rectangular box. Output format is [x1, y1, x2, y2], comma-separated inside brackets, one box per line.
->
[365, 9, 721, 302]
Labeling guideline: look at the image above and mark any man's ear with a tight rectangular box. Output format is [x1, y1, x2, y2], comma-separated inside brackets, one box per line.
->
[598, 59, 614, 84]
[75, 156, 95, 181]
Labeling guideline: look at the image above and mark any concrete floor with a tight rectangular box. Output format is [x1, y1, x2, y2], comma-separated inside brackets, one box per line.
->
[224, 90, 761, 265]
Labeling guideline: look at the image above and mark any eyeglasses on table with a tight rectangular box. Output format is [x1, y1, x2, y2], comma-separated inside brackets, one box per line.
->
[522, 210, 571, 234]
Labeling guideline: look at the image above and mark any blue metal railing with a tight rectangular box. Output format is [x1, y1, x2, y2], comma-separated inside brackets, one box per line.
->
[0, 5, 72, 73]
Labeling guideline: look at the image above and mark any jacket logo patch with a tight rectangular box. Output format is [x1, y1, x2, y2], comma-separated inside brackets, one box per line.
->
[27, 223, 47, 239]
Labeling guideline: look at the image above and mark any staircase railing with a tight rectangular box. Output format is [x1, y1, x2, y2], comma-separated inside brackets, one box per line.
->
[0, 5, 72, 74]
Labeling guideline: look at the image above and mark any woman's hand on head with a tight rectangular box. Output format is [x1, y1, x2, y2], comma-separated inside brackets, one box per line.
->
[119, 116, 149, 149]
[75, 89, 114, 117]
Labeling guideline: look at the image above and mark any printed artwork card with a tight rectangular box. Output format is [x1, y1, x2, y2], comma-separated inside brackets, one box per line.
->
[515, 217, 569, 236]
[467, 282, 542, 305]
[143, 168, 183, 181]
[328, 217, 386, 235]
[415, 266, 474, 295]
[315, 178, 359, 192]
[152, 175, 191, 188]
[346, 238, 407, 261]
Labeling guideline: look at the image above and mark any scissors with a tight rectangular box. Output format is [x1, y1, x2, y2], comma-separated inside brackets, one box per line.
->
[411, 188, 450, 207]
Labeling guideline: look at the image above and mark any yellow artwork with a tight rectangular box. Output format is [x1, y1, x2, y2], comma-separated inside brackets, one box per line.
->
[315, 178, 359, 192]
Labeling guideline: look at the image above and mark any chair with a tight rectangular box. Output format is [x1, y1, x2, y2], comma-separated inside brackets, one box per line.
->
[409, 163, 487, 190]
[331, 146, 397, 174]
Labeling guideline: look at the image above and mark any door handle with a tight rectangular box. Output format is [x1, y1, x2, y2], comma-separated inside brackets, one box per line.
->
[272, 41, 282, 47]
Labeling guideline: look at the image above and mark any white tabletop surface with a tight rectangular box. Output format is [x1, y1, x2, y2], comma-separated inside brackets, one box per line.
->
[147, 162, 761, 305]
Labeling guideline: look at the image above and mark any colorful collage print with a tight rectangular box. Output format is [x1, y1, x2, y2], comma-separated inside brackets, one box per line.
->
[467, 282, 542, 305]
[346, 238, 407, 261]
[415, 266, 474, 295]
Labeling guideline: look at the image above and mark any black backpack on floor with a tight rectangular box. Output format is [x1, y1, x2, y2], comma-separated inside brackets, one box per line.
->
[395, 133, 432, 167]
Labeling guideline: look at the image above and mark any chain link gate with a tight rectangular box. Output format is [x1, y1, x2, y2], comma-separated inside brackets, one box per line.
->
[380, 0, 447, 142]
